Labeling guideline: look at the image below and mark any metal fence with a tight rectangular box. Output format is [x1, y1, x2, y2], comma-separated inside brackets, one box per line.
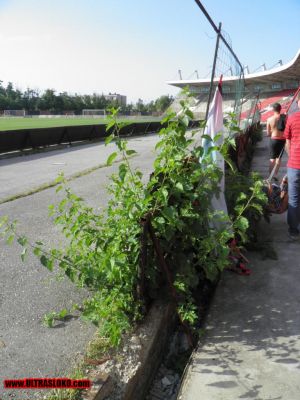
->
[194, 0, 245, 122]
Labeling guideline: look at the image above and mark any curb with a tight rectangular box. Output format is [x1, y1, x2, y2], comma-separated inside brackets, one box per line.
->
[83, 300, 176, 400]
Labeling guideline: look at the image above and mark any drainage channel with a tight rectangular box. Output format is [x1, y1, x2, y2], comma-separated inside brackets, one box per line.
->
[145, 327, 191, 400]
[145, 277, 216, 400]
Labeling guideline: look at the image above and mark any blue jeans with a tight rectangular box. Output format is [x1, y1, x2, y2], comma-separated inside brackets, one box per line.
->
[287, 167, 300, 234]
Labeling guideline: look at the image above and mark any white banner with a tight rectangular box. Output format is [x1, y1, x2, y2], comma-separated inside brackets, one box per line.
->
[201, 82, 228, 225]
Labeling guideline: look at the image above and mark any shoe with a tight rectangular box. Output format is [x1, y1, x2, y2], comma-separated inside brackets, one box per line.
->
[288, 232, 300, 241]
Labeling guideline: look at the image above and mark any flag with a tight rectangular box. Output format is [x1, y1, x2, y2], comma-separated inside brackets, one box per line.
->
[200, 77, 228, 224]
[286, 86, 300, 116]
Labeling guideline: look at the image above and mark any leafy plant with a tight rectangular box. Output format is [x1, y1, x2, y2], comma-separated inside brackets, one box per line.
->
[225, 170, 267, 244]
[0, 99, 266, 346]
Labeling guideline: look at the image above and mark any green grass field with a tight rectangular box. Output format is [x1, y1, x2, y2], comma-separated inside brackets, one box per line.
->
[0, 116, 162, 131]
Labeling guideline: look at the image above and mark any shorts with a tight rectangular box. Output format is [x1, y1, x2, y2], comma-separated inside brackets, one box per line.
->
[270, 139, 285, 159]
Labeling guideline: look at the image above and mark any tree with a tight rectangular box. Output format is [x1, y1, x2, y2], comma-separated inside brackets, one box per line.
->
[135, 98, 147, 113]
[154, 95, 174, 113]
[22, 88, 39, 111]
[0, 78, 175, 114]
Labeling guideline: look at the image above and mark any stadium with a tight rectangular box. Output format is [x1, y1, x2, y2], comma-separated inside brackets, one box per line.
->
[2, 48, 299, 135]
[167, 48, 300, 123]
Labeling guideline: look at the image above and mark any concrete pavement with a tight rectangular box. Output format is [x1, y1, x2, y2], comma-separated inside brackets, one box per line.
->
[0, 134, 159, 202]
[178, 134, 300, 400]
[0, 135, 159, 399]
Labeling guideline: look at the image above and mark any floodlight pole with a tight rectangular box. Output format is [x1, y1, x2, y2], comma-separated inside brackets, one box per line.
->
[205, 22, 222, 122]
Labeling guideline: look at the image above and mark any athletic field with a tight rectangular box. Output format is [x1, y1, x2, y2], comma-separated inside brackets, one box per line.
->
[0, 116, 162, 131]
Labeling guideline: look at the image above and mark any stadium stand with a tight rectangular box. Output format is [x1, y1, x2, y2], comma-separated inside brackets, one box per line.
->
[167, 49, 300, 125]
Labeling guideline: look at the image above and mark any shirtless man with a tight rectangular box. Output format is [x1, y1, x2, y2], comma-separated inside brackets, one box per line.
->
[266, 102, 286, 178]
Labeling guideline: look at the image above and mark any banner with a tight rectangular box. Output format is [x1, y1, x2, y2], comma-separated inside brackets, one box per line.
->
[201, 78, 228, 225]
[286, 86, 300, 116]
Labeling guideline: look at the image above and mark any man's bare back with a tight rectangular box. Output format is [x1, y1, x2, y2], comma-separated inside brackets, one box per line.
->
[266, 103, 286, 176]
[267, 114, 284, 138]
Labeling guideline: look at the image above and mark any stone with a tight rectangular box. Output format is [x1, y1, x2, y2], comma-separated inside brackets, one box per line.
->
[161, 376, 172, 386]
[166, 374, 175, 384]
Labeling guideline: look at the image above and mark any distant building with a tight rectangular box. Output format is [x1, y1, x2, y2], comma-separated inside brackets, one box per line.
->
[104, 93, 127, 106]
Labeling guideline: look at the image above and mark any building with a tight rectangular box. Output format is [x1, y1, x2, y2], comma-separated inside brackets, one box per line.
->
[104, 93, 127, 106]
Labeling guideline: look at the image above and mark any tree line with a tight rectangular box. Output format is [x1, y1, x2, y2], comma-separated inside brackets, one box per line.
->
[0, 80, 174, 115]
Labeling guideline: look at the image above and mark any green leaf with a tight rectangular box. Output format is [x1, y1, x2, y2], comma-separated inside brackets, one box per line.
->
[175, 182, 184, 192]
[106, 152, 118, 166]
[250, 203, 263, 213]
[48, 204, 55, 215]
[162, 206, 176, 221]
[118, 163, 127, 181]
[206, 146, 219, 156]
[17, 236, 27, 246]
[33, 247, 42, 257]
[180, 115, 189, 127]
[161, 111, 176, 124]
[155, 140, 164, 150]
[235, 216, 249, 231]
[106, 119, 116, 132]
[237, 193, 247, 202]
[57, 309, 68, 319]
[202, 134, 213, 142]
[55, 174, 65, 184]
[40, 255, 53, 271]
[224, 156, 236, 172]
[64, 267, 75, 282]
[0, 216, 8, 227]
[228, 137, 236, 148]
[186, 109, 194, 119]
[126, 149, 137, 156]
[119, 120, 131, 129]
[55, 185, 63, 193]
[213, 133, 222, 143]
[105, 133, 115, 145]
[161, 188, 168, 202]
[6, 234, 15, 244]
[43, 313, 55, 328]
[155, 217, 165, 225]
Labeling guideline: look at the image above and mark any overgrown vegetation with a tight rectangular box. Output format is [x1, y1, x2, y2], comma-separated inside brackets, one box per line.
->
[0, 100, 267, 347]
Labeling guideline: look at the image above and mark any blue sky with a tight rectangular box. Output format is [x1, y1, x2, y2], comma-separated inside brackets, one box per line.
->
[0, 0, 299, 103]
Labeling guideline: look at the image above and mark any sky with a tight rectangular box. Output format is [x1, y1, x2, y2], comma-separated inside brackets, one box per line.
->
[0, 0, 299, 103]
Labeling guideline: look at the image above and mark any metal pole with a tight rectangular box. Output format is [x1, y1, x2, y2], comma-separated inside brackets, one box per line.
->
[205, 22, 221, 122]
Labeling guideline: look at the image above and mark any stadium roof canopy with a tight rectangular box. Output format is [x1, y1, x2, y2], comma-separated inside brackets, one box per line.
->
[167, 49, 300, 89]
